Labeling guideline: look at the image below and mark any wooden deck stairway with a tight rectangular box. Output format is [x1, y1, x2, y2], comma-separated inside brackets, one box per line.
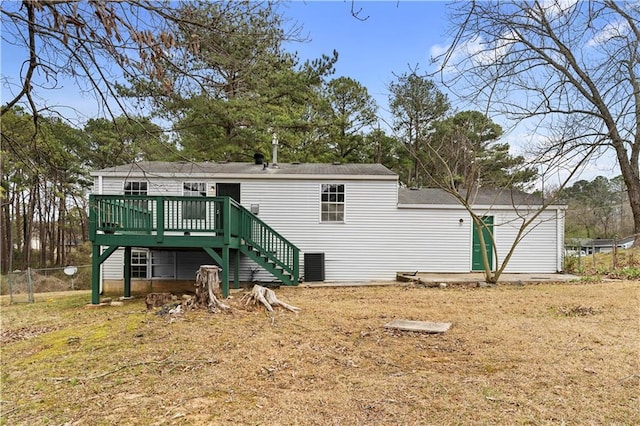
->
[89, 195, 300, 304]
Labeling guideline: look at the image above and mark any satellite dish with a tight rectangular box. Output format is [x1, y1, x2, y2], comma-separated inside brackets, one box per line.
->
[64, 266, 78, 276]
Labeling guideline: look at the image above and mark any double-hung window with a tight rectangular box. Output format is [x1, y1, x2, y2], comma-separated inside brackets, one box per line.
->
[124, 181, 148, 209]
[321, 184, 345, 222]
[183, 182, 207, 220]
[124, 181, 147, 196]
[131, 250, 149, 279]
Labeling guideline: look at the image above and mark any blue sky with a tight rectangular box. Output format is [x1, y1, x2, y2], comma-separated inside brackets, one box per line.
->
[282, 1, 450, 120]
[0, 0, 619, 181]
[1, 0, 451, 127]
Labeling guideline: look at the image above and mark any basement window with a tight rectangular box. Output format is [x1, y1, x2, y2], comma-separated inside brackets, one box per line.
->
[131, 250, 149, 279]
[321, 184, 345, 222]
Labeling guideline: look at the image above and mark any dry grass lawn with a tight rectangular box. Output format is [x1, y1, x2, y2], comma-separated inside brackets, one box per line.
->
[1, 281, 638, 425]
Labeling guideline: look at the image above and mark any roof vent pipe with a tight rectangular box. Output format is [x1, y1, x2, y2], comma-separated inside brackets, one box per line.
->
[271, 131, 279, 168]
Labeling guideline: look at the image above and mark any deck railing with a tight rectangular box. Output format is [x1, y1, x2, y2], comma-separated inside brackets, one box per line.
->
[89, 195, 299, 283]
[89, 195, 228, 237]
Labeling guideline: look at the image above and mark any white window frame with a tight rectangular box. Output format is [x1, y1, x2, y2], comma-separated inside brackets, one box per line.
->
[131, 249, 149, 279]
[320, 183, 345, 223]
[124, 181, 148, 195]
[182, 182, 207, 220]
[124, 181, 149, 210]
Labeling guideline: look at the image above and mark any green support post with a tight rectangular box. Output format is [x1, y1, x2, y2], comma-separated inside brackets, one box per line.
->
[221, 246, 230, 298]
[91, 244, 101, 304]
[293, 248, 300, 284]
[233, 249, 240, 289]
[124, 246, 131, 298]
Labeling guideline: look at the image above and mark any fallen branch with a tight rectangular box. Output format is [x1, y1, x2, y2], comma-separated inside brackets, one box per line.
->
[47, 358, 219, 383]
[241, 285, 301, 312]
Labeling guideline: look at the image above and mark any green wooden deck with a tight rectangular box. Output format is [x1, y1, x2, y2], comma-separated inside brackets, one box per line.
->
[89, 195, 300, 304]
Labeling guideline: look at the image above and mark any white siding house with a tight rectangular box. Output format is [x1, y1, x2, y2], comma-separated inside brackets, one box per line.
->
[91, 161, 565, 291]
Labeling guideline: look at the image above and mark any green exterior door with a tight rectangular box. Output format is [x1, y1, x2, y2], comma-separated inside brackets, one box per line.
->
[472, 216, 494, 271]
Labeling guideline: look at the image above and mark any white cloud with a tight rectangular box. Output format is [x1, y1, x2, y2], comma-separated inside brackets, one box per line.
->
[429, 43, 449, 59]
[538, 0, 580, 18]
[586, 19, 631, 47]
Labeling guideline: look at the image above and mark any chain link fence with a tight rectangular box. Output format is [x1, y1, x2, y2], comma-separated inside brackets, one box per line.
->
[2, 265, 92, 303]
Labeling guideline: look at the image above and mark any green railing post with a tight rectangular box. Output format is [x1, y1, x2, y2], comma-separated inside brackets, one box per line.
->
[156, 197, 164, 242]
[89, 195, 97, 241]
[223, 197, 231, 245]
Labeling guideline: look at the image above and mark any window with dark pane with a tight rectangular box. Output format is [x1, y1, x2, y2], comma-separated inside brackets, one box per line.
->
[124, 181, 148, 209]
[124, 181, 148, 195]
[321, 184, 345, 222]
[183, 182, 206, 220]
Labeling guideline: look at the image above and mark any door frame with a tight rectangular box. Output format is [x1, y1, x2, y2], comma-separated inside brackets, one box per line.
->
[472, 216, 494, 271]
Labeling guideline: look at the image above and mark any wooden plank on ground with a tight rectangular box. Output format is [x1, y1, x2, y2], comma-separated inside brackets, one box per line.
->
[384, 319, 451, 333]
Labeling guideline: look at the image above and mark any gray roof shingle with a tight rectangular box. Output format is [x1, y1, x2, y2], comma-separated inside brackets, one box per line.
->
[398, 187, 558, 207]
[92, 161, 397, 178]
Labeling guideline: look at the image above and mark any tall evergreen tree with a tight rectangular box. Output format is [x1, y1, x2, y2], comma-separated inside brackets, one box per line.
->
[430, 111, 537, 189]
[123, 1, 337, 163]
[317, 77, 378, 163]
[388, 71, 450, 186]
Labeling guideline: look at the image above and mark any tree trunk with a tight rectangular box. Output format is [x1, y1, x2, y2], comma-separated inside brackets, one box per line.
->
[185, 265, 230, 313]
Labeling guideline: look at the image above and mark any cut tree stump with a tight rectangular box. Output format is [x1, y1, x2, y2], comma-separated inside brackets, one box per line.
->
[184, 265, 230, 313]
[241, 284, 301, 312]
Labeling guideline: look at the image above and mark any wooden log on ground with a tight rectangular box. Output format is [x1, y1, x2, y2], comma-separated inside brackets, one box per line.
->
[145, 292, 174, 310]
[241, 284, 300, 312]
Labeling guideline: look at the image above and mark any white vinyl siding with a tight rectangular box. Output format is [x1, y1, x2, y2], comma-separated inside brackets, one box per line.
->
[97, 173, 564, 282]
[240, 179, 401, 281]
[102, 248, 124, 280]
[491, 209, 562, 273]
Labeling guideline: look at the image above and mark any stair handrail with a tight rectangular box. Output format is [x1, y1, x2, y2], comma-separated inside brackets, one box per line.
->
[230, 199, 299, 284]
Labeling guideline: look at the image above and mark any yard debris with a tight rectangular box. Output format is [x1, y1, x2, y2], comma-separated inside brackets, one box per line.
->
[557, 305, 600, 317]
[384, 319, 451, 334]
[0, 326, 59, 344]
[145, 269, 299, 315]
[145, 293, 175, 310]
[241, 284, 300, 312]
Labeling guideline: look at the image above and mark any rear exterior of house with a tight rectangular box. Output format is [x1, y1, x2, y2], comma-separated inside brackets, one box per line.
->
[90, 161, 565, 298]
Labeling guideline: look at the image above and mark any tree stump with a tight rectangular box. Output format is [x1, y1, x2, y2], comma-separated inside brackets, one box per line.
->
[185, 265, 230, 313]
[241, 284, 301, 312]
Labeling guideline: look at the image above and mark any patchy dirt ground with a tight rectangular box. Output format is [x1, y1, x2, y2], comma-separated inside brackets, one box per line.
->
[1, 281, 638, 425]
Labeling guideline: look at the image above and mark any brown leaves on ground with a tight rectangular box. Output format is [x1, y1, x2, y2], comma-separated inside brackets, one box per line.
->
[1, 281, 638, 425]
[0, 325, 60, 344]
